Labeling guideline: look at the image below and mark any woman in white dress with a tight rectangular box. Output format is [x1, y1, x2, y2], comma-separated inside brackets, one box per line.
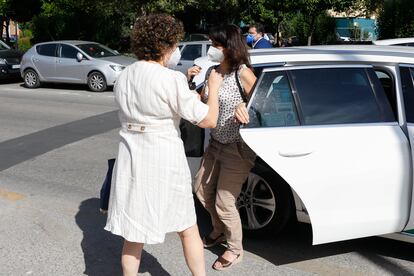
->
[104, 14, 222, 276]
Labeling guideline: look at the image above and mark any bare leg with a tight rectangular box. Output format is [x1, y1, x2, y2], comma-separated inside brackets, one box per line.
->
[178, 224, 206, 276]
[121, 240, 144, 276]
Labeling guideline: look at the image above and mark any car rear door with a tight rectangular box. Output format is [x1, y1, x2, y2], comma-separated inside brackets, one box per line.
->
[55, 44, 85, 83]
[34, 43, 58, 80]
[240, 65, 411, 244]
[400, 65, 414, 232]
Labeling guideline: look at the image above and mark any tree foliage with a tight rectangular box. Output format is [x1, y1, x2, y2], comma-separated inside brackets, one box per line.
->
[23, 0, 389, 49]
[377, 0, 414, 39]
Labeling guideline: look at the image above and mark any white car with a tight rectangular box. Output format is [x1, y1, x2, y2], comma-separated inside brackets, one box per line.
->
[175, 40, 211, 75]
[187, 45, 414, 245]
[373, 37, 414, 47]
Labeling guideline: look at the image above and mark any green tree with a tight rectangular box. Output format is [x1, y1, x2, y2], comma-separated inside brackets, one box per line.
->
[0, 0, 41, 44]
[377, 0, 414, 39]
[297, 0, 354, 45]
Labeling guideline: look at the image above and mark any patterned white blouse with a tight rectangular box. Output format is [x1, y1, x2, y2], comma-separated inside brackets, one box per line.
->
[204, 65, 246, 144]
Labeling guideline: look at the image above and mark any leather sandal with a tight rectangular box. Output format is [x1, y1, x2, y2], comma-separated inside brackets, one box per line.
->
[202, 233, 226, 248]
[212, 252, 243, 271]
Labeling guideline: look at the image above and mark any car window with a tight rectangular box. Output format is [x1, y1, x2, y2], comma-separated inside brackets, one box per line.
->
[0, 40, 10, 50]
[291, 67, 394, 125]
[406, 43, 414, 47]
[375, 69, 398, 118]
[181, 44, 202, 61]
[60, 44, 78, 59]
[245, 71, 300, 128]
[36, 44, 57, 57]
[76, 43, 118, 58]
[400, 67, 414, 123]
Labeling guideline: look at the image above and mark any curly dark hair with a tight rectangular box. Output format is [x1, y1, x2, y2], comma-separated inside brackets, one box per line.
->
[131, 14, 184, 61]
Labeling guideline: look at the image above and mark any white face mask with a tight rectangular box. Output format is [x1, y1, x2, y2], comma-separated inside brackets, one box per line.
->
[207, 46, 224, 63]
[166, 47, 181, 68]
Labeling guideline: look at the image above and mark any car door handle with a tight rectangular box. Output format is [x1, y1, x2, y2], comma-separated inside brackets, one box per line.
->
[177, 62, 182, 66]
[279, 150, 313, 158]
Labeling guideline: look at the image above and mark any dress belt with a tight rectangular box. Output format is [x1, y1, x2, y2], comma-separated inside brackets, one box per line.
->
[122, 122, 175, 133]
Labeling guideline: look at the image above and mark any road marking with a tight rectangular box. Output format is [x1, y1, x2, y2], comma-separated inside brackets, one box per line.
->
[0, 188, 25, 201]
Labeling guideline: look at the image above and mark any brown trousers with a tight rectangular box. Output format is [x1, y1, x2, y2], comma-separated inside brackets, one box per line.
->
[194, 139, 256, 255]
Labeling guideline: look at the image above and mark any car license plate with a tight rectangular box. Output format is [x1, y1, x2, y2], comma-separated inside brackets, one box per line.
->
[12, 64, 20, 69]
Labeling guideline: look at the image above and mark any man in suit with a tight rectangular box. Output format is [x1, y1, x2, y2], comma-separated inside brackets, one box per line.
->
[247, 23, 273, 49]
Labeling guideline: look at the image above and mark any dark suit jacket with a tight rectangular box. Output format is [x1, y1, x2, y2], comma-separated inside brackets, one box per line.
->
[253, 38, 273, 49]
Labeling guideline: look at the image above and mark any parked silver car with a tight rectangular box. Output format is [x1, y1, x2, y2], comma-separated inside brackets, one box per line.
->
[20, 40, 137, 92]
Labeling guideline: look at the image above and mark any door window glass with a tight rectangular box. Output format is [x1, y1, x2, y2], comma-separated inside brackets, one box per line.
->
[36, 44, 57, 57]
[245, 71, 299, 128]
[60, 44, 78, 59]
[374, 70, 397, 118]
[291, 67, 394, 125]
[400, 67, 414, 123]
[181, 44, 202, 61]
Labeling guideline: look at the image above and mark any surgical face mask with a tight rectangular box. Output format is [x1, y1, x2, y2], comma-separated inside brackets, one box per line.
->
[166, 47, 181, 68]
[246, 34, 255, 45]
[207, 46, 224, 63]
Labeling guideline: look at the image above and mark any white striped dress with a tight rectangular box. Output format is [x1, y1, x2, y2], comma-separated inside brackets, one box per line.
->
[105, 61, 209, 244]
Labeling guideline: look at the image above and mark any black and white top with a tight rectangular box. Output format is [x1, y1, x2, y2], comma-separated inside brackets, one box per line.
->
[204, 64, 246, 144]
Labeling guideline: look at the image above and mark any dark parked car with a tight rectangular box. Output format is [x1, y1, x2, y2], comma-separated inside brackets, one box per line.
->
[0, 40, 22, 80]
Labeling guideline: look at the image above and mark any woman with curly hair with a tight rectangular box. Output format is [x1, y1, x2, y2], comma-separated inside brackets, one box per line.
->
[104, 14, 221, 276]
[193, 24, 257, 271]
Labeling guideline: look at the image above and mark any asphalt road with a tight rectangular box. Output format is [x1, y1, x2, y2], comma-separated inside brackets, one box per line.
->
[0, 81, 414, 276]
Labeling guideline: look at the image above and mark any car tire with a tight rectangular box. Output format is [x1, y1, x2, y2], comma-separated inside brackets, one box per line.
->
[24, 69, 41, 89]
[237, 162, 294, 237]
[87, 72, 107, 92]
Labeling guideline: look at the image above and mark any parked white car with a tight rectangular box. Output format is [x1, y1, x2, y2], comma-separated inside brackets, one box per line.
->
[373, 37, 414, 47]
[175, 40, 211, 75]
[188, 45, 414, 244]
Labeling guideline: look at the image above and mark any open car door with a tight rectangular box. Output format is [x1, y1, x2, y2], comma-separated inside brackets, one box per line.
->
[240, 65, 412, 244]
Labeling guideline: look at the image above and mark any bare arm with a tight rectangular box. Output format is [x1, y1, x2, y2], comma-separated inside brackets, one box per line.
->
[197, 69, 222, 128]
[235, 67, 257, 124]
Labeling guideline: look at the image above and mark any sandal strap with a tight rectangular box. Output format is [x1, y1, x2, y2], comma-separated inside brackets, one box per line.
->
[214, 253, 241, 268]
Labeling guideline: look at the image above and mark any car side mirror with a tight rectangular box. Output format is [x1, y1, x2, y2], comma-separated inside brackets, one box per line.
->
[76, 52, 84, 62]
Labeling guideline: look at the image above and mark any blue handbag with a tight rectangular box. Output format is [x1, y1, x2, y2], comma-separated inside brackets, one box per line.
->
[100, 158, 116, 213]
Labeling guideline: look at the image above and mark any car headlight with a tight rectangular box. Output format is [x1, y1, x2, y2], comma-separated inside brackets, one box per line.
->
[109, 65, 126, 72]
[0, 58, 7, 65]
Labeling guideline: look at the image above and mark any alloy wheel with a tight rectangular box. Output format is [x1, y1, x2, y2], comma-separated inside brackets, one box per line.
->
[25, 71, 37, 87]
[90, 74, 105, 91]
[237, 173, 277, 230]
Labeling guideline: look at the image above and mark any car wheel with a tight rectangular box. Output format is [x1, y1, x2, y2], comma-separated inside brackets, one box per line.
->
[24, 69, 40, 88]
[87, 72, 107, 92]
[237, 165, 294, 236]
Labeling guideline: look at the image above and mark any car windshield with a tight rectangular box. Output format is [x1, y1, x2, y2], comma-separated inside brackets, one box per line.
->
[76, 43, 118, 58]
[0, 40, 11, 50]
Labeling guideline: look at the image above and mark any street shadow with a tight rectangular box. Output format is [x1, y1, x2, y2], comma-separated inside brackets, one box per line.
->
[0, 78, 22, 84]
[18, 82, 114, 92]
[0, 110, 119, 171]
[194, 196, 414, 274]
[76, 198, 170, 276]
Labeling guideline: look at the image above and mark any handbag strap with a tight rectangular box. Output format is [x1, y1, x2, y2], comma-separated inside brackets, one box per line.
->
[235, 67, 248, 103]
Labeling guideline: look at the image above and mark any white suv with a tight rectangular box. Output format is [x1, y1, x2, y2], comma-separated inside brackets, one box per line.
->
[188, 45, 414, 245]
